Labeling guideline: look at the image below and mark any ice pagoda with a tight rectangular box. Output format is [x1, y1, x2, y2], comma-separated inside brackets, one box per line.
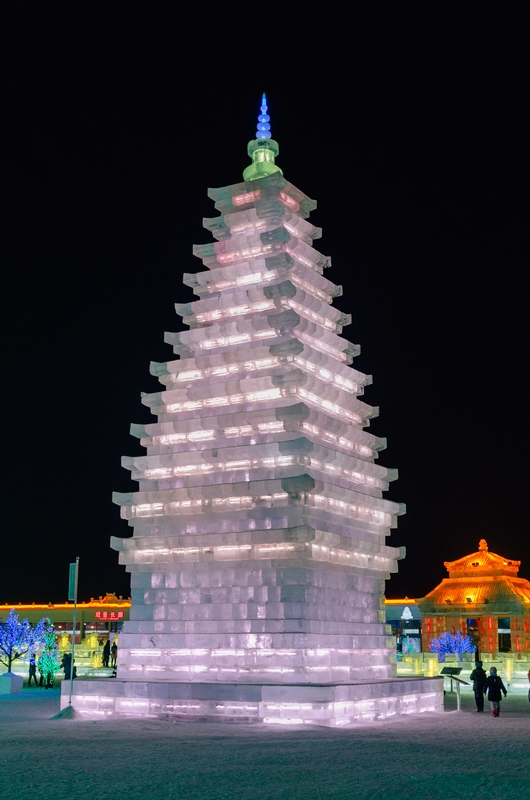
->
[63, 96, 443, 724]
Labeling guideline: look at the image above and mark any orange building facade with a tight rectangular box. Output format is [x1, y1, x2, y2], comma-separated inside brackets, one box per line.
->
[0, 593, 131, 643]
[417, 540, 530, 657]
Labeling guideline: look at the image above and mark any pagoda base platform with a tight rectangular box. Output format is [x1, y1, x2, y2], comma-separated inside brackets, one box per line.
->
[60, 677, 443, 727]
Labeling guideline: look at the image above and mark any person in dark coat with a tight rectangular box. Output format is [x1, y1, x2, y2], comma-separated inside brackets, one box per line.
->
[28, 653, 38, 687]
[469, 660, 488, 712]
[484, 666, 507, 716]
[61, 652, 72, 680]
[102, 639, 111, 668]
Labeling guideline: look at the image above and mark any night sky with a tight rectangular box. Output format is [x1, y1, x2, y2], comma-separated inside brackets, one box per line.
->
[2, 38, 528, 604]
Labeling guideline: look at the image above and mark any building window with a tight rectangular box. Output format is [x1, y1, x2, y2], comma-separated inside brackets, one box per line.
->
[498, 618, 511, 652]
[466, 618, 479, 649]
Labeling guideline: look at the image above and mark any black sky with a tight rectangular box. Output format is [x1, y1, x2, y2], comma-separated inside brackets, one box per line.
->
[2, 35, 528, 604]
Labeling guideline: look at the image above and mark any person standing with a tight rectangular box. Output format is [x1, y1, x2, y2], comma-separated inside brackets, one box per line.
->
[61, 652, 72, 680]
[102, 639, 111, 668]
[469, 660, 488, 712]
[111, 642, 117, 668]
[484, 666, 507, 717]
[28, 653, 38, 687]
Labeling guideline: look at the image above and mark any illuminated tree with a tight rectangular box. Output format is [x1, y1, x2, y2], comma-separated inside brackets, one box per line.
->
[0, 609, 47, 672]
[429, 631, 476, 662]
[37, 619, 60, 687]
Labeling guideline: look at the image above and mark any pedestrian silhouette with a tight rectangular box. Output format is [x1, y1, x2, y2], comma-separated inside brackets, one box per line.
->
[61, 652, 72, 680]
[102, 639, 111, 667]
[469, 660, 488, 712]
[28, 653, 38, 687]
[485, 666, 507, 717]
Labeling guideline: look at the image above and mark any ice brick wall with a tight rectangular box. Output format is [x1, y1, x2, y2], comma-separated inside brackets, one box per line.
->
[112, 172, 405, 683]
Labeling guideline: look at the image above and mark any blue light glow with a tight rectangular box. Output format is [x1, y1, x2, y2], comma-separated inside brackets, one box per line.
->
[256, 93, 271, 140]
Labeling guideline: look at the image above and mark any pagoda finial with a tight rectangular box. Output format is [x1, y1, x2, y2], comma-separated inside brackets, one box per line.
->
[478, 539, 488, 551]
[256, 93, 271, 140]
[243, 93, 283, 182]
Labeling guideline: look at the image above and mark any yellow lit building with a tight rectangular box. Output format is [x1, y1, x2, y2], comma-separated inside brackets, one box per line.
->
[0, 593, 130, 642]
[416, 540, 530, 657]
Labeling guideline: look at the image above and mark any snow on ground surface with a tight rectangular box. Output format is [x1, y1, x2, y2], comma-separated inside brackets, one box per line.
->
[1, 685, 529, 800]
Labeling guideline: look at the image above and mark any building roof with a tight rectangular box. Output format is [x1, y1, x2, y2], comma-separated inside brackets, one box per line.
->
[0, 595, 130, 612]
[418, 576, 530, 609]
[444, 539, 520, 578]
[417, 540, 530, 610]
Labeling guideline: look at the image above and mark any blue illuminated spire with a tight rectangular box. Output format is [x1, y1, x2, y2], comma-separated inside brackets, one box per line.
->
[256, 93, 271, 140]
[243, 93, 282, 181]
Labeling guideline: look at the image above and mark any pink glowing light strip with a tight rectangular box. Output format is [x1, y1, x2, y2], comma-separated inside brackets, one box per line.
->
[167, 355, 360, 395]
[160, 386, 365, 427]
[139, 454, 381, 489]
[297, 387, 364, 425]
[289, 272, 333, 304]
[300, 422, 375, 458]
[149, 420, 285, 447]
[165, 387, 283, 414]
[197, 269, 278, 295]
[279, 191, 300, 211]
[232, 190, 262, 207]
[192, 299, 275, 324]
[215, 243, 276, 264]
[125, 492, 289, 519]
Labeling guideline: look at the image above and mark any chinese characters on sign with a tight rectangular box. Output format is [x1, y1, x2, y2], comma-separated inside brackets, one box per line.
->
[95, 611, 124, 619]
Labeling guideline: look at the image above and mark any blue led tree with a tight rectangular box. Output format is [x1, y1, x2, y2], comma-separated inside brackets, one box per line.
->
[429, 631, 476, 662]
[0, 608, 47, 672]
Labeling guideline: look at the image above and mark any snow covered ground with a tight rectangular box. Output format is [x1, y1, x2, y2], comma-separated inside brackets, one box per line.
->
[1, 684, 529, 800]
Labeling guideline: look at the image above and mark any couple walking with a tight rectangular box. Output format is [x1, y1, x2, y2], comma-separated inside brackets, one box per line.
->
[470, 662, 507, 716]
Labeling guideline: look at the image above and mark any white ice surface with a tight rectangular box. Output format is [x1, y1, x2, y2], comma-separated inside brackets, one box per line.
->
[1, 684, 529, 800]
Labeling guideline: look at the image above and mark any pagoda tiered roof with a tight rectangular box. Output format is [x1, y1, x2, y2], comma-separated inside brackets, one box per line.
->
[445, 539, 520, 577]
[129, 402, 387, 460]
[418, 540, 530, 610]
[114, 167, 403, 555]
[419, 576, 530, 608]
[183, 252, 343, 300]
[110, 102, 408, 697]
[62, 95, 449, 727]
[207, 172, 317, 218]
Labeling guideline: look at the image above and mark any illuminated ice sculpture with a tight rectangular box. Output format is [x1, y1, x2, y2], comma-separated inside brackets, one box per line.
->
[62, 96, 443, 724]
